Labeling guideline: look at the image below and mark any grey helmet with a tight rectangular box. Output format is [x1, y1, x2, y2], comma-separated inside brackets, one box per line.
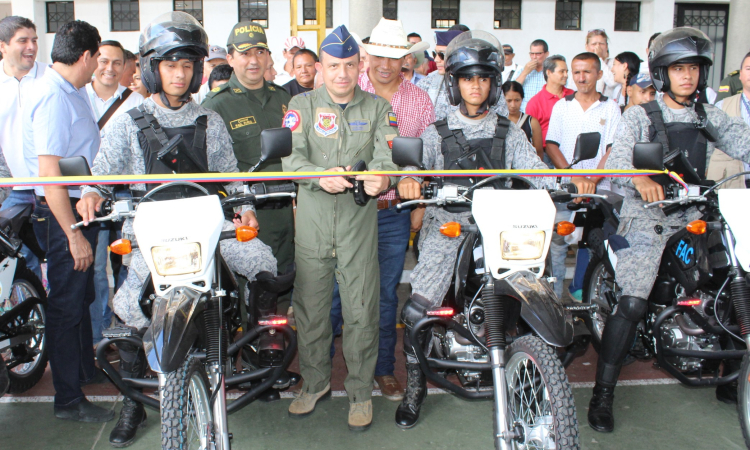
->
[138, 12, 209, 96]
[443, 31, 504, 111]
[648, 27, 713, 93]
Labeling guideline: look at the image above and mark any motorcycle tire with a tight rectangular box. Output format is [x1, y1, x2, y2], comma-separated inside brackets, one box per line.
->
[2, 264, 48, 394]
[737, 353, 750, 448]
[161, 357, 213, 450]
[503, 335, 580, 450]
[581, 256, 617, 353]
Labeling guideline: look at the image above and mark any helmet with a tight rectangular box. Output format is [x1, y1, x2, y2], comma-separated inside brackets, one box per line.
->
[648, 27, 713, 93]
[443, 31, 504, 108]
[138, 12, 209, 95]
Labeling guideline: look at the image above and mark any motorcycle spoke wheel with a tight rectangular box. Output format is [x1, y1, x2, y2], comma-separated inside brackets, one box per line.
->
[505, 336, 579, 450]
[161, 357, 213, 450]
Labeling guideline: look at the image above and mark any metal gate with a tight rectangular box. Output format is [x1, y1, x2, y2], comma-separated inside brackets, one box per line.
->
[674, 3, 729, 90]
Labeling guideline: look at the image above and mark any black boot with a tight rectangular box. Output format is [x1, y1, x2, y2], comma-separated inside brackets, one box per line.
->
[588, 383, 615, 432]
[110, 344, 147, 447]
[395, 363, 427, 429]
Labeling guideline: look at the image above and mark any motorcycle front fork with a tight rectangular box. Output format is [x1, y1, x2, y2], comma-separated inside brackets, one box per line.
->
[723, 227, 750, 349]
[210, 367, 230, 450]
[490, 347, 514, 450]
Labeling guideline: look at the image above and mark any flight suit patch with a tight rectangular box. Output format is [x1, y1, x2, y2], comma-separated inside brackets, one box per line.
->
[230, 116, 257, 130]
[313, 108, 339, 138]
[385, 133, 397, 149]
[387, 112, 398, 127]
[283, 110, 301, 132]
[349, 120, 370, 132]
[718, 85, 730, 93]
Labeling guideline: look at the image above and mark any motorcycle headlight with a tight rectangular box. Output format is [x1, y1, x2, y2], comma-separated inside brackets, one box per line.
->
[151, 243, 202, 276]
[501, 230, 546, 260]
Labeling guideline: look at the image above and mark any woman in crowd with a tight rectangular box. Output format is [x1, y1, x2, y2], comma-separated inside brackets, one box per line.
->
[609, 51, 641, 107]
[503, 81, 543, 159]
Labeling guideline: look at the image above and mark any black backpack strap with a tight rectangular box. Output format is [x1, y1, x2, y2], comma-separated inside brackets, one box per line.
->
[192, 115, 208, 157]
[126, 105, 169, 153]
[641, 100, 670, 155]
[491, 115, 511, 160]
[694, 102, 719, 143]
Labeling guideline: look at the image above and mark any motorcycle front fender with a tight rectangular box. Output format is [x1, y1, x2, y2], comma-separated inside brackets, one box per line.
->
[143, 287, 205, 374]
[496, 271, 574, 347]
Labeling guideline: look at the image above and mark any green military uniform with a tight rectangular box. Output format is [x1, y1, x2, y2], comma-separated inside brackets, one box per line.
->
[202, 74, 294, 275]
[716, 70, 743, 102]
[282, 85, 399, 403]
[201, 21, 295, 281]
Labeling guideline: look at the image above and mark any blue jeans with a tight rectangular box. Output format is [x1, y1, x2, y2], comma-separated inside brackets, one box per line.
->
[1, 190, 41, 279]
[33, 198, 98, 406]
[568, 248, 589, 293]
[330, 207, 412, 376]
[90, 226, 113, 345]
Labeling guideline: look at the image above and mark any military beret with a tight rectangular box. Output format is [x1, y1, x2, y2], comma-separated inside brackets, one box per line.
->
[435, 30, 463, 47]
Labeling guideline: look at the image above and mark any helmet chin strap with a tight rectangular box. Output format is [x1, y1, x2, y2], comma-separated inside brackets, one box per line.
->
[666, 90, 694, 108]
[459, 99, 489, 118]
[158, 91, 191, 111]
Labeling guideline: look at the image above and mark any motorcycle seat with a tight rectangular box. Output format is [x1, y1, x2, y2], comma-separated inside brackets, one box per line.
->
[0, 204, 32, 237]
[255, 264, 295, 294]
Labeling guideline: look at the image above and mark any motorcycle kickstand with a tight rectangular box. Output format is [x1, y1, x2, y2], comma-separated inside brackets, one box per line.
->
[490, 346, 516, 450]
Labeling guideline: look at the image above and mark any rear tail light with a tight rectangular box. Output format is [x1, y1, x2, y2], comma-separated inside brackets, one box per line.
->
[677, 298, 701, 307]
[426, 307, 454, 317]
[258, 316, 288, 326]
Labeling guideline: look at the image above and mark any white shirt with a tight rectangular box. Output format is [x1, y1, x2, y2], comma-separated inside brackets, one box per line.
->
[501, 63, 519, 84]
[192, 82, 210, 105]
[275, 70, 294, 86]
[0, 61, 47, 189]
[596, 57, 617, 95]
[85, 83, 144, 130]
[545, 93, 622, 190]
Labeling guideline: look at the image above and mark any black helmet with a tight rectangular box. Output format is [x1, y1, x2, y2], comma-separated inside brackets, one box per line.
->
[139, 12, 209, 96]
[648, 27, 713, 93]
[443, 31, 503, 109]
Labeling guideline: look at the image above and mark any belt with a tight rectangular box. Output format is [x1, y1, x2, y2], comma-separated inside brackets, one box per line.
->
[377, 199, 401, 210]
[35, 195, 81, 209]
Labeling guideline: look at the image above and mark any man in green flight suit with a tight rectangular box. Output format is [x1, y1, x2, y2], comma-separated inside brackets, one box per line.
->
[281, 24, 399, 431]
[202, 21, 294, 300]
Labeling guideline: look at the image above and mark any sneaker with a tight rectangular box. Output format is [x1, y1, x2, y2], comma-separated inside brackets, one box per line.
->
[374, 375, 404, 402]
[348, 400, 372, 431]
[288, 383, 331, 417]
[567, 289, 583, 303]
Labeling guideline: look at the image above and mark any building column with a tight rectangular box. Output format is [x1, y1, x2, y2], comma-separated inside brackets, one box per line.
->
[725, 0, 750, 74]
[347, 0, 381, 39]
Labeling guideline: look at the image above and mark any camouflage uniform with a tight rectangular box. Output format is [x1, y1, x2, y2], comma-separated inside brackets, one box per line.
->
[416, 70, 509, 120]
[402, 110, 554, 363]
[81, 98, 277, 329]
[605, 96, 750, 298]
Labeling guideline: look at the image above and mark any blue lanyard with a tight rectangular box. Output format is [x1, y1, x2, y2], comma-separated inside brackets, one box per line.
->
[741, 94, 750, 121]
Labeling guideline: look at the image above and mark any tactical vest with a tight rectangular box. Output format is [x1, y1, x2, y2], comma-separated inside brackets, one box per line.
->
[435, 115, 511, 212]
[641, 100, 712, 184]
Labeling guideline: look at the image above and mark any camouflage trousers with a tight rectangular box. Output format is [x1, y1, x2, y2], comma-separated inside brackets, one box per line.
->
[113, 221, 277, 329]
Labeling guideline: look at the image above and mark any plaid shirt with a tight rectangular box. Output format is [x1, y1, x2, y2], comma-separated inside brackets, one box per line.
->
[513, 69, 545, 113]
[359, 71, 435, 200]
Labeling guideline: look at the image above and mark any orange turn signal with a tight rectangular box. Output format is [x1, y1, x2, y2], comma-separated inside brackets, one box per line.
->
[110, 239, 132, 255]
[687, 220, 707, 235]
[439, 222, 462, 238]
[236, 226, 258, 242]
[555, 221, 576, 237]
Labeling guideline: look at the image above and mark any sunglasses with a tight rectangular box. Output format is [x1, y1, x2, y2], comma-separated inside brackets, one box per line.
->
[432, 51, 445, 60]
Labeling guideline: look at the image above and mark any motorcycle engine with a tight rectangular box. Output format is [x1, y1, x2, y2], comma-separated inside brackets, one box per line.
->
[441, 313, 488, 385]
[659, 295, 721, 373]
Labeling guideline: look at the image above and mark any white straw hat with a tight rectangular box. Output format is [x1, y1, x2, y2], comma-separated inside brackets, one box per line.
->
[360, 18, 429, 59]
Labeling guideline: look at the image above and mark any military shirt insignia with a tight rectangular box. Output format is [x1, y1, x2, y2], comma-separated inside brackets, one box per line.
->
[230, 116, 257, 130]
[233, 88, 243, 93]
[719, 85, 730, 93]
[349, 120, 370, 132]
[211, 87, 221, 92]
[283, 110, 301, 132]
[268, 85, 276, 91]
[315, 112, 338, 137]
[387, 112, 398, 127]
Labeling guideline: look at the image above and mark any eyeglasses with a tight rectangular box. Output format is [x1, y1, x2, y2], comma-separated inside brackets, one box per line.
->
[432, 51, 445, 60]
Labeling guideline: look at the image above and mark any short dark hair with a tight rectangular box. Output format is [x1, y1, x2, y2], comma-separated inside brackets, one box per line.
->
[572, 52, 601, 71]
[742, 51, 750, 68]
[50, 20, 101, 66]
[123, 49, 137, 62]
[407, 32, 421, 40]
[292, 48, 318, 66]
[208, 63, 233, 89]
[502, 80, 525, 99]
[543, 54, 566, 81]
[99, 39, 125, 59]
[530, 39, 549, 53]
[449, 24, 470, 32]
[0, 16, 36, 45]
[647, 32, 661, 51]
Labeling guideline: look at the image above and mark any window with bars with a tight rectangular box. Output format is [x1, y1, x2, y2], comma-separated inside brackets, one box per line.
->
[111, 0, 139, 32]
[46, 2, 74, 34]
[494, 0, 520, 29]
[614, 1, 640, 32]
[555, 1, 581, 30]
[239, 0, 268, 27]
[383, 0, 397, 20]
[432, 0, 459, 29]
[302, 0, 332, 29]
[174, 0, 203, 24]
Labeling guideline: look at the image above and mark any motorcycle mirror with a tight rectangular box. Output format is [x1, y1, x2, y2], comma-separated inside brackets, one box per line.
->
[569, 132, 601, 167]
[391, 137, 424, 169]
[260, 128, 293, 161]
[632, 142, 665, 170]
[58, 156, 92, 177]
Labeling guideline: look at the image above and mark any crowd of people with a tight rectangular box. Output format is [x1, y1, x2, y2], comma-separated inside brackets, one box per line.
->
[1, 8, 750, 448]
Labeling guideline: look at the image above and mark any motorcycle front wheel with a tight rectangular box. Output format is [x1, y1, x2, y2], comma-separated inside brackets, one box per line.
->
[738, 353, 750, 448]
[161, 357, 213, 450]
[504, 336, 580, 450]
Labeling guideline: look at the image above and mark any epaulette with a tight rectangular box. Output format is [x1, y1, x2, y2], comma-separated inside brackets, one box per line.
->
[205, 83, 230, 99]
[728, 70, 739, 77]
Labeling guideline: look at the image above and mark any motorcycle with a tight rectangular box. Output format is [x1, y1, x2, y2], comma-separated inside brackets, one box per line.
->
[61, 128, 298, 450]
[0, 203, 47, 398]
[580, 142, 750, 446]
[391, 136, 602, 450]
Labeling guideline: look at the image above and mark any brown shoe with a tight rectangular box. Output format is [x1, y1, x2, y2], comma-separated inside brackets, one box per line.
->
[288, 383, 331, 417]
[374, 375, 404, 402]
[348, 400, 372, 431]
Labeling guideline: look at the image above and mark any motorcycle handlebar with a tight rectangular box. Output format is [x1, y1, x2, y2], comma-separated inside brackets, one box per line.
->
[265, 183, 297, 194]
